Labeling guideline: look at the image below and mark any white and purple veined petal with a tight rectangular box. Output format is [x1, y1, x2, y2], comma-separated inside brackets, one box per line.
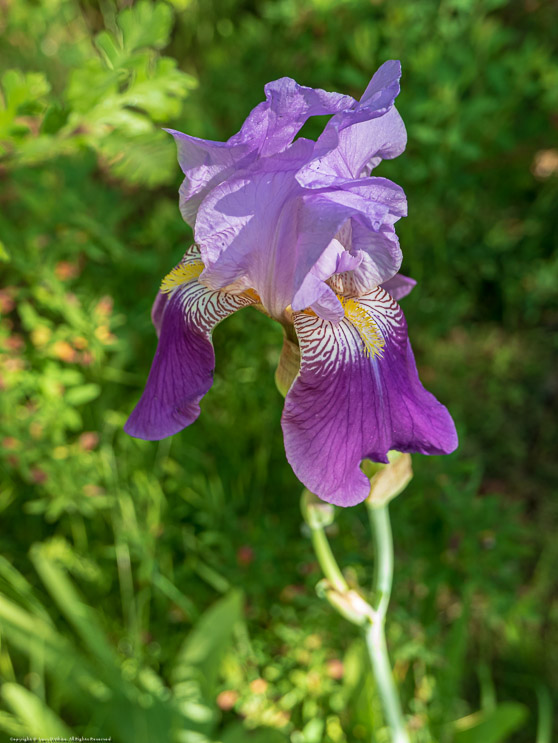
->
[125, 249, 257, 441]
[282, 287, 458, 506]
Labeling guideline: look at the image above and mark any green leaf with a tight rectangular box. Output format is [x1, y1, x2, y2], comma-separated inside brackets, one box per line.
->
[120, 57, 196, 120]
[2, 684, 72, 737]
[1, 70, 50, 112]
[0, 556, 50, 621]
[30, 546, 117, 669]
[435, 589, 471, 725]
[0, 710, 26, 738]
[301, 718, 325, 743]
[152, 570, 199, 621]
[65, 383, 101, 405]
[0, 595, 84, 683]
[118, 1, 174, 52]
[98, 130, 177, 187]
[171, 590, 244, 701]
[536, 686, 553, 743]
[0, 241, 10, 262]
[341, 638, 367, 702]
[453, 702, 529, 743]
[40, 103, 69, 135]
[0, 70, 50, 138]
[221, 723, 289, 743]
[66, 60, 119, 113]
[95, 30, 124, 70]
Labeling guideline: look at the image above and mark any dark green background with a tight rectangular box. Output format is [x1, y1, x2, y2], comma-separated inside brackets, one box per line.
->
[0, 1, 556, 741]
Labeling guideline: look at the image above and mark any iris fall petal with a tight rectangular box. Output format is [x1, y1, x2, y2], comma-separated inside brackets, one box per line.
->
[125, 252, 256, 440]
[282, 287, 458, 506]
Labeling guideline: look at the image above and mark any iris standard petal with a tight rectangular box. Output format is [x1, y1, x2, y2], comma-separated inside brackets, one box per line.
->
[296, 61, 406, 189]
[359, 59, 402, 114]
[195, 144, 310, 319]
[292, 238, 361, 320]
[282, 287, 458, 506]
[292, 178, 406, 306]
[238, 77, 355, 158]
[125, 255, 256, 441]
[197, 145, 407, 320]
[166, 130, 258, 227]
[167, 78, 353, 226]
[297, 107, 407, 189]
[327, 225, 402, 297]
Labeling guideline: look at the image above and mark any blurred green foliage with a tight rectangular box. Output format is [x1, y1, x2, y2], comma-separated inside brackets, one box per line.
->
[0, 0, 557, 741]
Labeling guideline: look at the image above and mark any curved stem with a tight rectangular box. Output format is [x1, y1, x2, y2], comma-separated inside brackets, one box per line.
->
[310, 527, 348, 593]
[366, 503, 410, 743]
[304, 494, 410, 742]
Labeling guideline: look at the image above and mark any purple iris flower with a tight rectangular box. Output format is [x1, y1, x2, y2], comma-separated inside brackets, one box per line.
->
[125, 61, 458, 507]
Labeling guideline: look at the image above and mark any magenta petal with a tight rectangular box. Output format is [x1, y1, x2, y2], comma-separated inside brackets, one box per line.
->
[125, 282, 255, 440]
[282, 287, 458, 506]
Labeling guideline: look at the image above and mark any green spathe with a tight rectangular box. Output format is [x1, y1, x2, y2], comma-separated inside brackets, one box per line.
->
[363, 451, 413, 508]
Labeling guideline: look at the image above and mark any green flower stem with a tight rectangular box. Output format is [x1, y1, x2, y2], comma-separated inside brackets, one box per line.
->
[310, 526, 348, 594]
[306, 500, 410, 742]
[368, 503, 394, 615]
[366, 502, 410, 743]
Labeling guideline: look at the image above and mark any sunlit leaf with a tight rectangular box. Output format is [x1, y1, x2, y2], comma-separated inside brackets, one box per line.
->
[65, 384, 102, 406]
[98, 130, 177, 186]
[453, 702, 528, 743]
[0, 241, 10, 262]
[2, 684, 72, 737]
[118, 1, 174, 52]
[221, 723, 289, 743]
[172, 590, 244, 701]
